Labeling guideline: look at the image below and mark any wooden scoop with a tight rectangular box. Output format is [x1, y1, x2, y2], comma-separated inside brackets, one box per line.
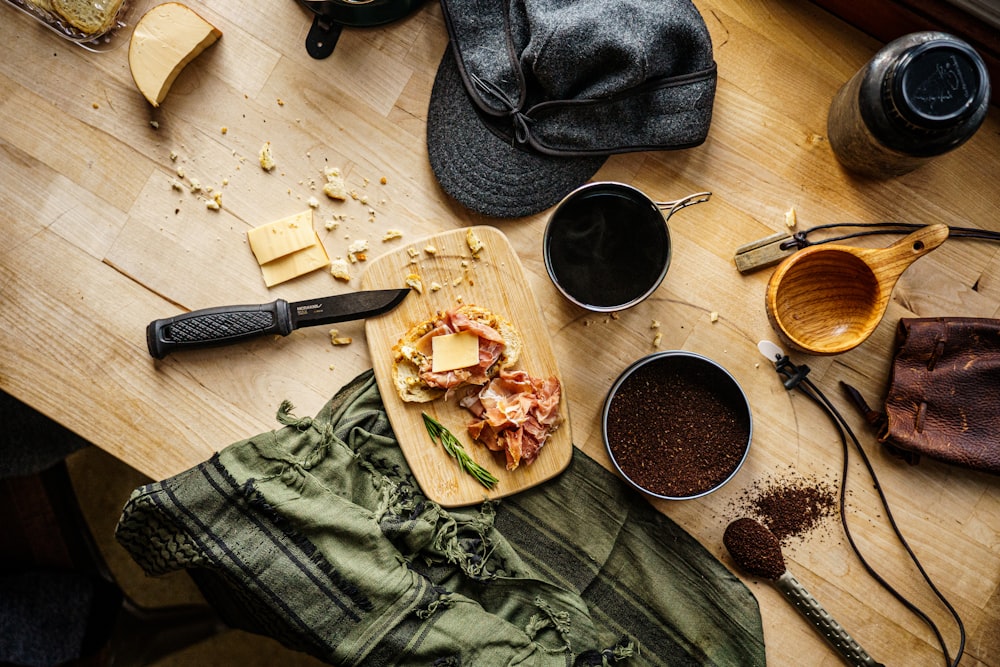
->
[765, 224, 949, 355]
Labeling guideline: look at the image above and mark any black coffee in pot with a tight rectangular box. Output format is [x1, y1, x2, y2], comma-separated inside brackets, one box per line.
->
[545, 187, 670, 310]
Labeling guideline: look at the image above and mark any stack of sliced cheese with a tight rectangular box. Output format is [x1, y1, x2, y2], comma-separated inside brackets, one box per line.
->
[247, 210, 330, 287]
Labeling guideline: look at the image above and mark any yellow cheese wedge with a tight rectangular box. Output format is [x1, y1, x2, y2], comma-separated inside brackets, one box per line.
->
[431, 331, 481, 373]
[128, 2, 222, 107]
[259, 233, 330, 288]
[247, 210, 317, 265]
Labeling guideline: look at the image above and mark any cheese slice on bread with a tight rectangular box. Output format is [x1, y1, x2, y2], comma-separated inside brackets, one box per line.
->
[392, 305, 521, 403]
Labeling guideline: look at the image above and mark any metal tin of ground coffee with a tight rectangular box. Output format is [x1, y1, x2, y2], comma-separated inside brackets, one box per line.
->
[602, 351, 752, 500]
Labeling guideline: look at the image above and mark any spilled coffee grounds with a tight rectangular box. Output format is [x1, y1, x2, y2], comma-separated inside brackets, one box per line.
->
[605, 355, 750, 497]
[730, 468, 838, 545]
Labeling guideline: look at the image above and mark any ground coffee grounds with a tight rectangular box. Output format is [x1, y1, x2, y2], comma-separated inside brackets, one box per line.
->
[723, 517, 786, 580]
[728, 467, 838, 546]
[605, 355, 751, 498]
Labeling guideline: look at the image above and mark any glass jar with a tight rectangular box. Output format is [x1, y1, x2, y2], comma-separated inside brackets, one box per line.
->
[827, 31, 990, 178]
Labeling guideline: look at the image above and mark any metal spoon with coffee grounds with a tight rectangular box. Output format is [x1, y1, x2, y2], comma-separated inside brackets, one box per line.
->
[724, 517, 885, 667]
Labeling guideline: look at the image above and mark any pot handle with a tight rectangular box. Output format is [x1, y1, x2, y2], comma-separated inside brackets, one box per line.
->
[654, 192, 712, 218]
[306, 15, 342, 59]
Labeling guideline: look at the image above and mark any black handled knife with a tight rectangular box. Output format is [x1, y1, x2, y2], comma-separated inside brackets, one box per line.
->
[147, 288, 409, 359]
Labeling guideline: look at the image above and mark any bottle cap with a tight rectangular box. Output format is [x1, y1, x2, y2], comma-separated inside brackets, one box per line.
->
[885, 40, 988, 131]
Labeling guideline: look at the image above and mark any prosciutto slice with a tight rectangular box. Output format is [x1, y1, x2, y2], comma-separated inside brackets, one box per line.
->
[461, 369, 562, 470]
[416, 310, 506, 391]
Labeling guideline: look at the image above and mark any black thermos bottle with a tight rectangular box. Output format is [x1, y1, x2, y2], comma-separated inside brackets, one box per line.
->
[827, 31, 990, 178]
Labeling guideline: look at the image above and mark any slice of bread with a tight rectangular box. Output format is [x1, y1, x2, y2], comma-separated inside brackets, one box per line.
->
[26, 0, 56, 14]
[392, 305, 521, 403]
[52, 0, 124, 36]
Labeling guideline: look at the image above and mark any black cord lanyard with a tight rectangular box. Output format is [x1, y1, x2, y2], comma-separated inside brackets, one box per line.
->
[781, 221, 1000, 252]
[769, 352, 966, 667]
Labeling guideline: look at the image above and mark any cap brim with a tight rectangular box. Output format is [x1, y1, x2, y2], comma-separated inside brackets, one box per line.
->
[427, 47, 606, 219]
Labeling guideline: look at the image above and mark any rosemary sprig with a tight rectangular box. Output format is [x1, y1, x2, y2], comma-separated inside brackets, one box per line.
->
[421, 412, 499, 490]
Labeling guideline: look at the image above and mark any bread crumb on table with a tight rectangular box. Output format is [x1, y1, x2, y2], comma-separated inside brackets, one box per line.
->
[785, 207, 797, 228]
[259, 141, 276, 171]
[328, 329, 352, 345]
[323, 167, 348, 201]
[347, 239, 368, 263]
[330, 258, 351, 281]
[405, 273, 423, 294]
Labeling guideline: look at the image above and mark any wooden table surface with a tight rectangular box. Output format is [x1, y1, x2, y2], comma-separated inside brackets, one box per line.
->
[3, 0, 999, 664]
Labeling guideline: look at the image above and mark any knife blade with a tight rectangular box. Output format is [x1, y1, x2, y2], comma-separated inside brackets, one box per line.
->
[146, 288, 409, 359]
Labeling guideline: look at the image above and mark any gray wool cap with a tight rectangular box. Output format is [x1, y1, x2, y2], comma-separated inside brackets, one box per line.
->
[427, 0, 718, 218]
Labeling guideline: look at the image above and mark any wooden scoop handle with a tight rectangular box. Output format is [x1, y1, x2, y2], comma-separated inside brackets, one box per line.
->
[867, 223, 949, 286]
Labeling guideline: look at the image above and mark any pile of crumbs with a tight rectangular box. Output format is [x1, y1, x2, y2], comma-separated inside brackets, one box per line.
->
[347, 239, 368, 262]
[167, 148, 228, 212]
[162, 134, 408, 286]
[312, 163, 389, 225]
[327, 239, 369, 283]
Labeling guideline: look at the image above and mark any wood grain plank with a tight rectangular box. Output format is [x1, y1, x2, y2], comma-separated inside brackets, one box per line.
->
[0, 138, 128, 261]
[0, 71, 153, 213]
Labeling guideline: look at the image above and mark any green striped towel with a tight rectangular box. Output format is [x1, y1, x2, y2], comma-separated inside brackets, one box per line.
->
[116, 370, 764, 666]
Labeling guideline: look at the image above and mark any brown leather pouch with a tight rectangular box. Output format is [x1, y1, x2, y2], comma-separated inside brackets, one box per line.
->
[845, 317, 1000, 474]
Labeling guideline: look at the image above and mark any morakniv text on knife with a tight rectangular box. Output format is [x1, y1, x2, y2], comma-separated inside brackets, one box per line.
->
[146, 288, 409, 359]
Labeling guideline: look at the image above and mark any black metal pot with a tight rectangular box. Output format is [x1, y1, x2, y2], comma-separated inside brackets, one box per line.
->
[296, 0, 425, 59]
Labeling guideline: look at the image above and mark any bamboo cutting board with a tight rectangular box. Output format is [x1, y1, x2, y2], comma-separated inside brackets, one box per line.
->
[359, 226, 572, 507]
